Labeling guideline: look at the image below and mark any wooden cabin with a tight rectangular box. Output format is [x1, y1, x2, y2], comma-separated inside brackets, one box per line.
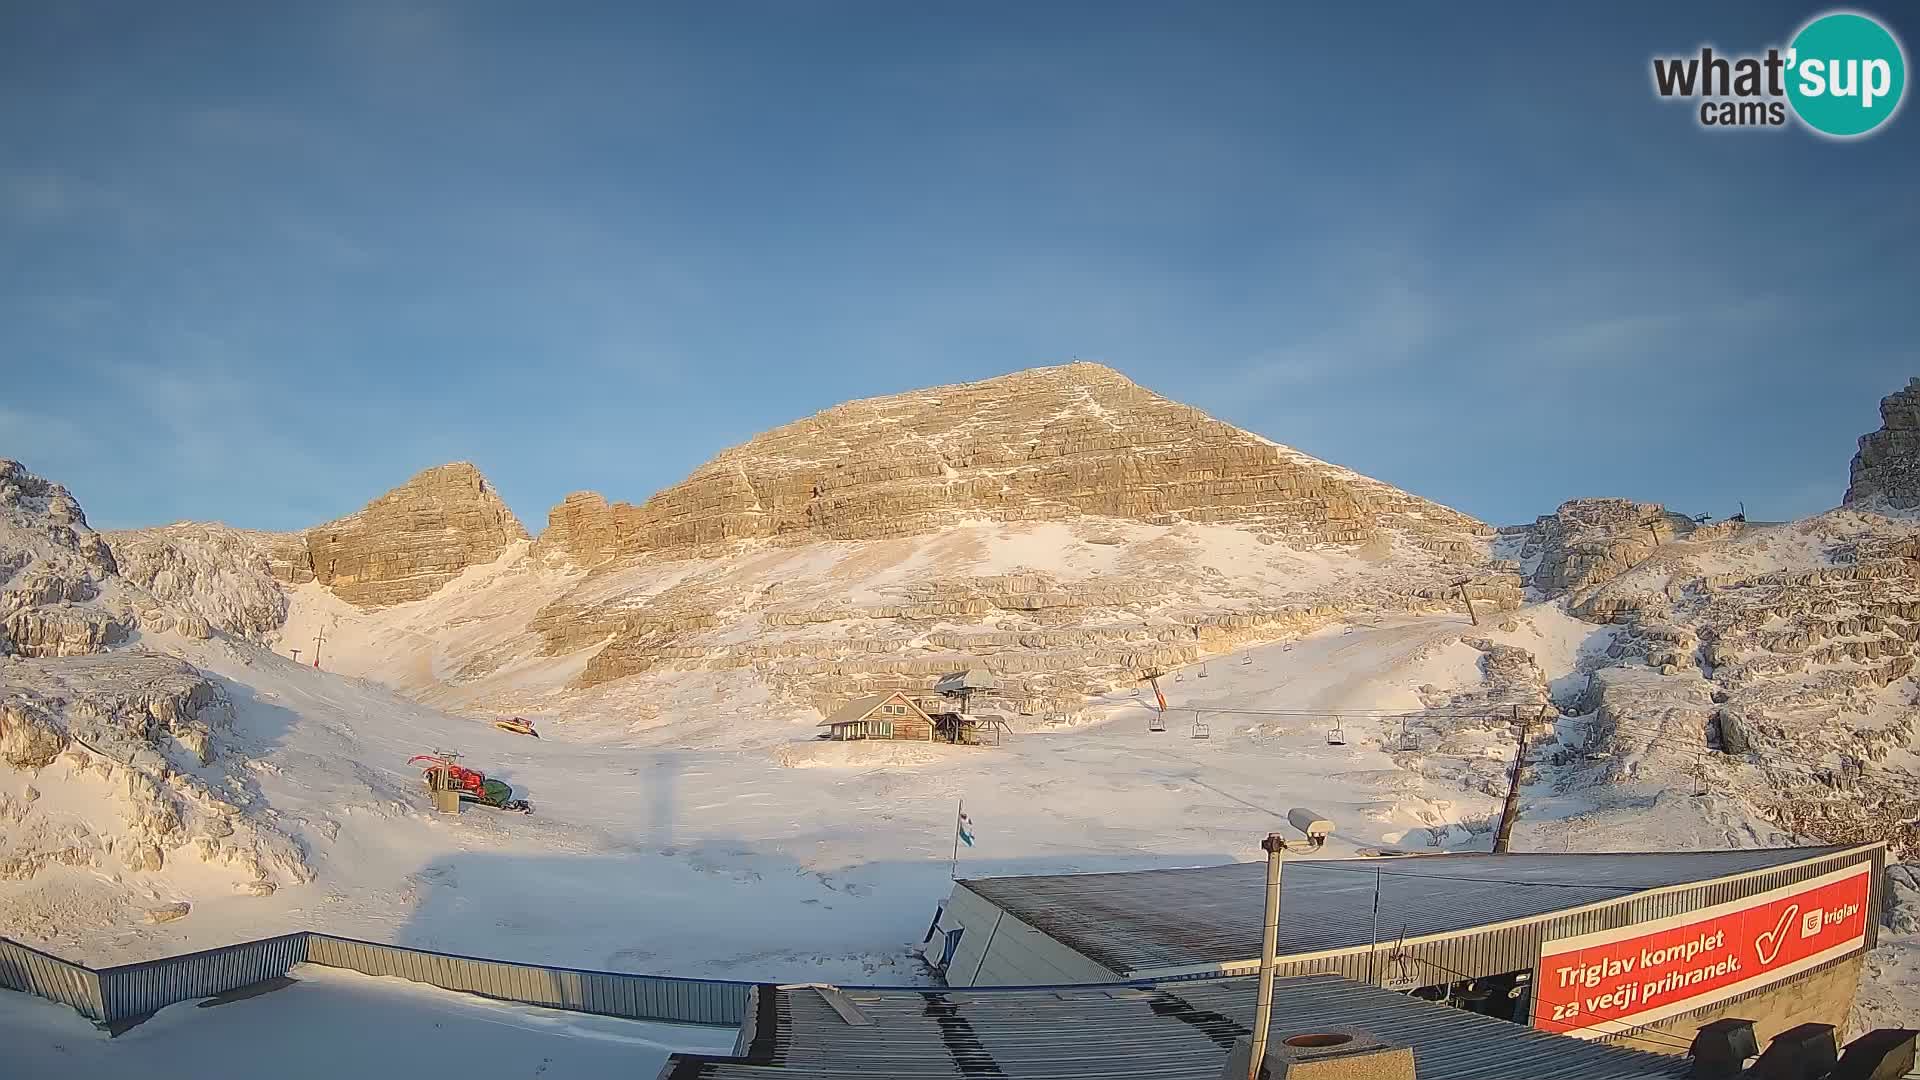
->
[817, 691, 936, 742]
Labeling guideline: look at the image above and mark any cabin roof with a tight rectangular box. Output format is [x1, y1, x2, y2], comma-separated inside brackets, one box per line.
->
[818, 691, 930, 727]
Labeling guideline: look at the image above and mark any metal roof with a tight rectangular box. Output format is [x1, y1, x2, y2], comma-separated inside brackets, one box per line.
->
[661, 973, 1693, 1079]
[961, 846, 1847, 976]
[934, 669, 1002, 693]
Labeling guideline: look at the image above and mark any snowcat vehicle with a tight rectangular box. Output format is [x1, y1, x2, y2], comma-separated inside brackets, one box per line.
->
[408, 754, 531, 813]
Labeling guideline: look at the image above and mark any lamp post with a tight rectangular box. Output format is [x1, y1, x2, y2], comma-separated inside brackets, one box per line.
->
[1243, 810, 1334, 1079]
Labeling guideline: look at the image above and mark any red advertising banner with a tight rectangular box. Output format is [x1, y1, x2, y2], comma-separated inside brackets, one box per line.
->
[1533, 862, 1871, 1038]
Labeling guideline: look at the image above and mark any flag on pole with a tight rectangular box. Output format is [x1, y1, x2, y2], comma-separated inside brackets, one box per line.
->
[949, 799, 974, 880]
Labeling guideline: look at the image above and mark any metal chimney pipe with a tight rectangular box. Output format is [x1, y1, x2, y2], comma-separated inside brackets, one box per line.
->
[1248, 832, 1286, 1080]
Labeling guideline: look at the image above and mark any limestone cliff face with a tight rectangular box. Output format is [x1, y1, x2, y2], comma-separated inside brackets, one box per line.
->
[533, 492, 620, 566]
[294, 463, 527, 607]
[1845, 377, 1920, 509]
[534, 362, 1488, 565]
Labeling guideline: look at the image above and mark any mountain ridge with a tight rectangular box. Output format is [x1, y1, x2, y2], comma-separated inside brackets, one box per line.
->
[532, 360, 1488, 567]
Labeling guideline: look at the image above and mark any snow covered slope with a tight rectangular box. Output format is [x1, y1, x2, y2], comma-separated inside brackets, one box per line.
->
[8, 370, 1920, 1031]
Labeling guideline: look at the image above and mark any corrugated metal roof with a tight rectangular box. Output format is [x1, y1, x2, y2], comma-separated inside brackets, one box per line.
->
[960, 847, 1847, 976]
[663, 973, 1694, 1079]
[934, 669, 1002, 692]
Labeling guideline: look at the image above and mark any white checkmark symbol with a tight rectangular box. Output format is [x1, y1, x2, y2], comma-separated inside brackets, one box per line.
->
[1755, 904, 1800, 965]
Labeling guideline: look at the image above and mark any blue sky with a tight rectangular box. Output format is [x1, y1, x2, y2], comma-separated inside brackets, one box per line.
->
[2, 2, 1915, 532]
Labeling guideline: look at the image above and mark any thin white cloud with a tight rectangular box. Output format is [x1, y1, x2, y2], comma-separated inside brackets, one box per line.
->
[1207, 273, 1439, 407]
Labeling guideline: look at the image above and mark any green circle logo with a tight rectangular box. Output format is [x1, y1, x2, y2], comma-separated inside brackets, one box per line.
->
[1787, 12, 1907, 137]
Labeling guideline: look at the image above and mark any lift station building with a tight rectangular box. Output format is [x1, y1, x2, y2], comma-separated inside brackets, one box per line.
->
[923, 844, 1884, 1052]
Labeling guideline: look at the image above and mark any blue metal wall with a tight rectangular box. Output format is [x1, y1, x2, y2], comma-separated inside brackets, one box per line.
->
[94, 932, 309, 1023]
[0, 935, 105, 1021]
[1, 931, 749, 1028]
[305, 934, 751, 1025]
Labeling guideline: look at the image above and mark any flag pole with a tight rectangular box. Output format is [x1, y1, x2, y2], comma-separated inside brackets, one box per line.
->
[951, 798, 963, 879]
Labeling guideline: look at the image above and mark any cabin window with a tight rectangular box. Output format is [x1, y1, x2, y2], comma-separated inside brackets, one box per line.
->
[873, 720, 894, 737]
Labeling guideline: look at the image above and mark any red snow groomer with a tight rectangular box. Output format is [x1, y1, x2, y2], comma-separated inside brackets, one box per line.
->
[409, 754, 531, 813]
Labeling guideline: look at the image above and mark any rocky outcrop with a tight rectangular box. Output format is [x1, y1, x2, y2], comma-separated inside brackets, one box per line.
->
[532, 491, 621, 566]
[1845, 377, 1920, 509]
[1516, 499, 1698, 599]
[0, 653, 312, 890]
[294, 462, 526, 607]
[106, 524, 291, 638]
[1539, 503, 1920, 859]
[1, 460, 132, 657]
[534, 363, 1488, 565]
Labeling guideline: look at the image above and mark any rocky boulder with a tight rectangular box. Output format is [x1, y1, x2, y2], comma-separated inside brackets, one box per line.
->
[0, 699, 67, 769]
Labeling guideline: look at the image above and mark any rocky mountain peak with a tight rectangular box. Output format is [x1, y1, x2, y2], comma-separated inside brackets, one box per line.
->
[535, 361, 1487, 565]
[288, 461, 528, 607]
[1845, 377, 1920, 510]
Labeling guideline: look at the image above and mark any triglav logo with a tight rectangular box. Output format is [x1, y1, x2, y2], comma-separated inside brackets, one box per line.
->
[1651, 10, 1907, 137]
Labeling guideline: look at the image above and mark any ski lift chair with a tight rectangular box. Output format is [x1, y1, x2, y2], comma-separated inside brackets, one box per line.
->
[1326, 719, 1347, 746]
[1198, 663, 1209, 679]
[1397, 721, 1419, 752]
[1148, 711, 1167, 733]
[1191, 712, 1211, 740]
